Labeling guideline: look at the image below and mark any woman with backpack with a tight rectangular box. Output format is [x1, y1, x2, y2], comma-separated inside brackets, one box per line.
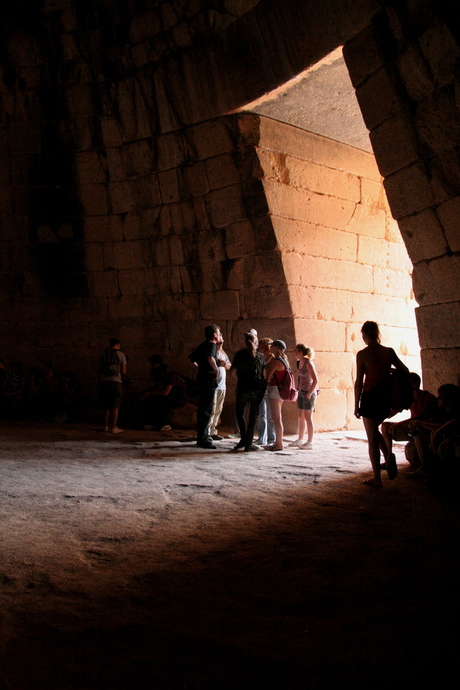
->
[289, 345, 318, 450]
[264, 340, 292, 451]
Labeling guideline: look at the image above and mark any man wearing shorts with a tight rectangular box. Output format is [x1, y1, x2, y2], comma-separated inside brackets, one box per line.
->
[98, 338, 127, 434]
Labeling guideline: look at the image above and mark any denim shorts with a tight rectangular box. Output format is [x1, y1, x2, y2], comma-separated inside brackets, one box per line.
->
[297, 390, 317, 411]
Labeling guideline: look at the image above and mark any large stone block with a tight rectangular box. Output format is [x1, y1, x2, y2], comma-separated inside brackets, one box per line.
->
[418, 21, 460, 89]
[205, 185, 246, 228]
[84, 243, 103, 271]
[416, 302, 460, 349]
[415, 88, 460, 155]
[370, 111, 420, 177]
[107, 294, 153, 321]
[373, 267, 413, 298]
[88, 270, 120, 297]
[227, 251, 286, 290]
[108, 181, 134, 214]
[120, 140, 155, 177]
[84, 215, 124, 243]
[263, 179, 356, 229]
[398, 208, 448, 264]
[80, 184, 108, 216]
[159, 168, 180, 204]
[345, 202, 386, 238]
[282, 252, 374, 293]
[190, 118, 235, 160]
[157, 131, 193, 171]
[355, 66, 406, 132]
[75, 151, 106, 185]
[413, 255, 460, 305]
[272, 216, 357, 261]
[294, 319, 346, 352]
[105, 149, 125, 181]
[315, 352, 355, 390]
[357, 235, 412, 271]
[314, 388, 348, 432]
[342, 24, 386, 89]
[384, 162, 435, 219]
[421, 347, 460, 392]
[100, 117, 123, 148]
[111, 239, 153, 270]
[243, 285, 292, 319]
[119, 268, 155, 296]
[181, 161, 209, 197]
[228, 318, 295, 353]
[123, 207, 162, 240]
[258, 150, 361, 202]
[258, 117, 380, 180]
[67, 84, 95, 119]
[200, 290, 240, 320]
[206, 154, 241, 191]
[436, 196, 460, 253]
[225, 217, 276, 259]
[398, 43, 434, 102]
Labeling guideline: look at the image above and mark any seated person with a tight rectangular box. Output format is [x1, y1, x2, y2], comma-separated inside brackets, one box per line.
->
[2, 361, 26, 418]
[408, 383, 460, 477]
[382, 373, 438, 458]
[139, 355, 187, 430]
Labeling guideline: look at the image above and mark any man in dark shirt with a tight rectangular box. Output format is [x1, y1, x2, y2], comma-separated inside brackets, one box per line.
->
[189, 324, 220, 449]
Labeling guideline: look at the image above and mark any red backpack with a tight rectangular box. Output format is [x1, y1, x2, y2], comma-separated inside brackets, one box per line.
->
[275, 360, 298, 402]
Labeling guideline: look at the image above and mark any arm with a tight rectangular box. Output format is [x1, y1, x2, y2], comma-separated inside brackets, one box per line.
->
[391, 349, 409, 374]
[306, 361, 318, 398]
[354, 351, 365, 417]
[207, 356, 218, 376]
[265, 357, 283, 383]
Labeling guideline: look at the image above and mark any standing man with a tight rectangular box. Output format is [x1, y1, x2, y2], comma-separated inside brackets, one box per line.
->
[97, 338, 127, 434]
[189, 324, 220, 449]
[208, 333, 231, 441]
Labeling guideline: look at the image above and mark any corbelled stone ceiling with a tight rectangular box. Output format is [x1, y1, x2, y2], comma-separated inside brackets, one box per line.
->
[243, 47, 372, 153]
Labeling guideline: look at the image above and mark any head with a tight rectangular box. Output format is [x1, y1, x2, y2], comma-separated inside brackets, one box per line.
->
[270, 340, 287, 357]
[244, 331, 258, 358]
[204, 324, 220, 342]
[109, 338, 121, 349]
[148, 354, 163, 368]
[361, 321, 381, 344]
[437, 384, 460, 413]
[294, 344, 314, 360]
[258, 337, 273, 354]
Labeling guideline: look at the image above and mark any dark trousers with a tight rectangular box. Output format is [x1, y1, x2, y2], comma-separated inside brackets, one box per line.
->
[197, 385, 216, 445]
[236, 390, 260, 449]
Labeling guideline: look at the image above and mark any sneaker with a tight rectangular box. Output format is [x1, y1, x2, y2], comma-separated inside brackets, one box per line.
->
[212, 434, 223, 440]
[244, 444, 260, 452]
[160, 424, 172, 431]
[111, 427, 124, 434]
[288, 439, 305, 447]
[301, 441, 313, 450]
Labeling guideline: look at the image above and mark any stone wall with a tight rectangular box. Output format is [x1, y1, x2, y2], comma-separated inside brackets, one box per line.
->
[254, 117, 419, 430]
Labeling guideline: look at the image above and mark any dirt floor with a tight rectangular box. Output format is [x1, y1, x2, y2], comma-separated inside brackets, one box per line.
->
[1, 420, 459, 689]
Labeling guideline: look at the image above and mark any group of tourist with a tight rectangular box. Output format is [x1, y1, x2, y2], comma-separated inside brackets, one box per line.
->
[0, 359, 81, 422]
[354, 320, 460, 490]
[187, 324, 318, 452]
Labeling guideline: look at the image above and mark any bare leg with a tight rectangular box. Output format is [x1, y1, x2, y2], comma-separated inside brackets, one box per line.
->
[305, 409, 314, 443]
[297, 409, 306, 441]
[269, 398, 284, 449]
[362, 417, 383, 485]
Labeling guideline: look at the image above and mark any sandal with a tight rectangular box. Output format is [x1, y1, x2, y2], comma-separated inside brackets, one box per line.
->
[362, 477, 382, 488]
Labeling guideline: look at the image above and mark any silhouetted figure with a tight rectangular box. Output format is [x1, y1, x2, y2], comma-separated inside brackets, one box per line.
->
[354, 321, 408, 487]
[2, 361, 26, 419]
[289, 344, 318, 450]
[97, 338, 127, 434]
[231, 331, 266, 452]
[188, 325, 220, 449]
[265, 340, 291, 451]
[208, 334, 231, 441]
[139, 355, 187, 431]
[255, 337, 275, 447]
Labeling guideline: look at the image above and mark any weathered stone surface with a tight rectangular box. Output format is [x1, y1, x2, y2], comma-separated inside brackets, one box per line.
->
[416, 302, 460, 349]
[342, 24, 386, 89]
[315, 387, 348, 430]
[435, 196, 460, 253]
[159, 169, 180, 204]
[243, 285, 292, 319]
[282, 253, 374, 293]
[79, 184, 108, 216]
[398, 43, 434, 102]
[294, 319, 346, 353]
[108, 181, 134, 214]
[190, 119, 234, 160]
[181, 161, 209, 197]
[398, 209, 448, 264]
[384, 162, 435, 219]
[225, 217, 276, 259]
[273, 217, 358, 262]
[373, 267, 413, 298]
[357, 236, 412, 271]
[370, 112, 420, 177]
[205, 185, 246, 228]
[420, 347, 460, 392]
[200, 290, 240, 320]
[413, 255, 460, 306]
[258, 117, 380, 180]
[206, 154, 241, 191]
[84, 215, 124, 243]
[356, 67, 406, 132]
[345, 203, 386, 238]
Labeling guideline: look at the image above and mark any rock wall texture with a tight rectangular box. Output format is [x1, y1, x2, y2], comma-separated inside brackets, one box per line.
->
[0, 0, 459, 429]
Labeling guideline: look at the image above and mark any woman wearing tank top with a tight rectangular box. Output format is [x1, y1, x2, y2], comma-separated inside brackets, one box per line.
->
[289, 344, 318, 450]
[354, 321, 408, 487]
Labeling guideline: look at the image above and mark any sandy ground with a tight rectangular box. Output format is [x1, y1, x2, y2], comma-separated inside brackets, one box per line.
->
[1, 421, 459, 689]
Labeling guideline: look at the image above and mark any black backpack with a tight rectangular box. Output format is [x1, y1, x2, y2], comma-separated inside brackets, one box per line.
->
[100, 349, 120, 377]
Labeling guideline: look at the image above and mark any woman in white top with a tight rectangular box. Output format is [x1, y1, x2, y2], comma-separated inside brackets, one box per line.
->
[289, 344, 318, 450]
